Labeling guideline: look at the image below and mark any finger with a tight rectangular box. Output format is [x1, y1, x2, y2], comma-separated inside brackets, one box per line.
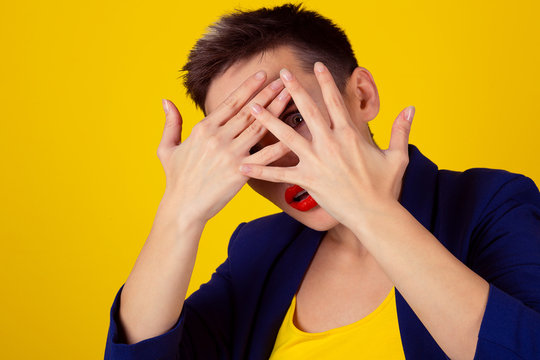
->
[388, 106, 415, 155]
[250, 102, 310, 158]
[158, 99, 182, 153]
[266, 87, 291, 117]
[279, 68, 331, 139]
[243, 140, 292, 165]
[313, 62, 354, 130]
[238, 162, 300, 184]
[222, 77, 285, 139]
[232, 87, 290, 152]
[207, 70, 268, 126]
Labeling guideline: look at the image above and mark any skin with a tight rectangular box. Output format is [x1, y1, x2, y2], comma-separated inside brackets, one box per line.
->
[120, 63, 293, 344]
[208, 45, 490, 359]
[205, 45, 381, 239]
[155, 45, 490, 359]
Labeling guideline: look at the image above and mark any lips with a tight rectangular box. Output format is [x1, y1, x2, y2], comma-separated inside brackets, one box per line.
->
[285, 184, 318, 212]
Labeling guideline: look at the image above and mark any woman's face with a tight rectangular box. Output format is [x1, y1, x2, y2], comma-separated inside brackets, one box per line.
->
[204, 45, 364, 231]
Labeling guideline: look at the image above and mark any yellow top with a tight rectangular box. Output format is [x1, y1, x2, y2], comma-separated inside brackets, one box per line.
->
[269, 286, 406, 359]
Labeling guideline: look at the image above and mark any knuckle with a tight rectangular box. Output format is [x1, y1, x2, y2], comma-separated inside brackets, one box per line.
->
[223, 94, 240, 109]
[164, 117, 177, 129]
[271, 168, 282, 181]
[205, 134, 220, 150]
[247, 120, 263, 135]
[267, 144, 281, 161]
[393, 121, 411, 135]
[260, 85, 276, 98]
[156, 146, 167, 160]
[192, 121, 209, 136]
[399, 152, 410, 165]
[236, 106, 252, 120]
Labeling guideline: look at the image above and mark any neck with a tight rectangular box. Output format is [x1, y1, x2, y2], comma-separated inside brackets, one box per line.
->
[325, 223, 369, 258]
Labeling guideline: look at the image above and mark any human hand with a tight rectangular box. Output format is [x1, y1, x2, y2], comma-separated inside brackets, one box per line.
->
[238, 62, 415, 228]
[156, 70, 292, 224]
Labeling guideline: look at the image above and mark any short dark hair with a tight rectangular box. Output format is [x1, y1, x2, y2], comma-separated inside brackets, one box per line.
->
[179, 3, 374, 140]
[180, 3, 358, 112]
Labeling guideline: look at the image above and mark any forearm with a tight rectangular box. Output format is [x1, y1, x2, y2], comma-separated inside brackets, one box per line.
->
[118, 191, 206, 345]
[352, 201, 489, 360]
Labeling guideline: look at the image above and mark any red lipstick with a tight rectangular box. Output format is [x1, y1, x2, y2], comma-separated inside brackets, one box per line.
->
[285, 184, 318, 211]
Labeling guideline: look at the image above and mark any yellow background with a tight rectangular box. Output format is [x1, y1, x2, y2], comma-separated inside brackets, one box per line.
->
[1, 0, 539, 358]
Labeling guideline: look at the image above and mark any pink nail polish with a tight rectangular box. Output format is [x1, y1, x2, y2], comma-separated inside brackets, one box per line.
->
[278, 88, 289, 101]
[239, 164, 251, 173]
[405, 106, 415, 122]
[162, 99, 169, 114]
[269, 78, 283, 90]
[280, 68, 293, 81]
[314, 62, 325, 73]
[250, 103, 262, 114]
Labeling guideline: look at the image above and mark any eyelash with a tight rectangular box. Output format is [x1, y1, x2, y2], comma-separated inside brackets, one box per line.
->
[281, 111, 304, 128]
[248, 110, 304, 155]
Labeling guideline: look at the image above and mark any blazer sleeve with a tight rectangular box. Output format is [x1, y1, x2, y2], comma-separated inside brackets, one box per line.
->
[104, 221, 247, 360]
[469, 174, 540, 359]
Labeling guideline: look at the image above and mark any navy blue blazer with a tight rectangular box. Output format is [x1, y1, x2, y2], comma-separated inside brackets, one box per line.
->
[105, 144, 540, 359]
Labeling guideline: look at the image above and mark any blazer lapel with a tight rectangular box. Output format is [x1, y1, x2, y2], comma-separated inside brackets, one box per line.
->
[247, 225, 326, 360]
[247, 144, 447, 359]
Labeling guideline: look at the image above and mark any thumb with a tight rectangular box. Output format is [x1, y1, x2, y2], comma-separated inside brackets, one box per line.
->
[160, 99, 183, 149]
[388, 105, 414, 155]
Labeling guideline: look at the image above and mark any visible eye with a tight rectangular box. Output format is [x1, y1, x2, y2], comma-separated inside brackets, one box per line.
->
[249, 111, 303, 155]
[282, 112, 304, 128]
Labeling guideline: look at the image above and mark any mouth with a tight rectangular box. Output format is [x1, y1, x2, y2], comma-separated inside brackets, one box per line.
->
[284, 184, 318, 212]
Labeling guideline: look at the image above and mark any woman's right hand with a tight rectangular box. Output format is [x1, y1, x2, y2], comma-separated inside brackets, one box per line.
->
[156, 70, 292, 225]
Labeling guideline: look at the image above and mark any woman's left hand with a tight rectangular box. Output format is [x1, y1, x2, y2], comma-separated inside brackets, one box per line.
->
[239, 62, 415, 228]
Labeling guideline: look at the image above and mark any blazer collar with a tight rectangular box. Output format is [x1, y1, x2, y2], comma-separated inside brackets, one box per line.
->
[248, 144, 444, 359]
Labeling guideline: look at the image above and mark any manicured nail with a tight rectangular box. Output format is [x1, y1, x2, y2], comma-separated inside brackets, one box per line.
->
[314, 62, 326, 73]
[269, 78, 283, 90]
[280, 68, 293, 81]
[161, 99, 169, 114]
[405, 106, 415, 122]
[278, 88, 289, 101]
[250, 103, 262, 114]
[255, 71, 266, 80]
[239, 164, 251, 173]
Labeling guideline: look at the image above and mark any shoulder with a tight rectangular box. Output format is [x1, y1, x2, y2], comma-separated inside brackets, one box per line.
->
[227, 211, 307, 257]
[437, 167, 540, 218]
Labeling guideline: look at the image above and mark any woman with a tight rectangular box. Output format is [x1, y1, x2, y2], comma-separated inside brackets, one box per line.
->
[105, 4, 540, 359]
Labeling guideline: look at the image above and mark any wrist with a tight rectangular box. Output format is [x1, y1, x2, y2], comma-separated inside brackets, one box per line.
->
[347, 198, 404, 237]
[159, 189, 207, 233]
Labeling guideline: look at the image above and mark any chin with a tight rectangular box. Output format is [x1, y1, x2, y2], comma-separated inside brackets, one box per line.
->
[247, 179, 341, 231]
[283, 205, 340, 231]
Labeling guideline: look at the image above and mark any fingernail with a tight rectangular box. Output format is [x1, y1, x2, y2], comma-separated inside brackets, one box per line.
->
[162, 99, 169, 114]
[269, 78, 283, 90]
[255, 71, 266, 80]
[405, 106, 415, 122]
[280, 68, 293, 81]
[250, 103, 262, 114]
[314, 62, 326, 73]
[239, 164, 251, 173]
[278, 88, 289, 101]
